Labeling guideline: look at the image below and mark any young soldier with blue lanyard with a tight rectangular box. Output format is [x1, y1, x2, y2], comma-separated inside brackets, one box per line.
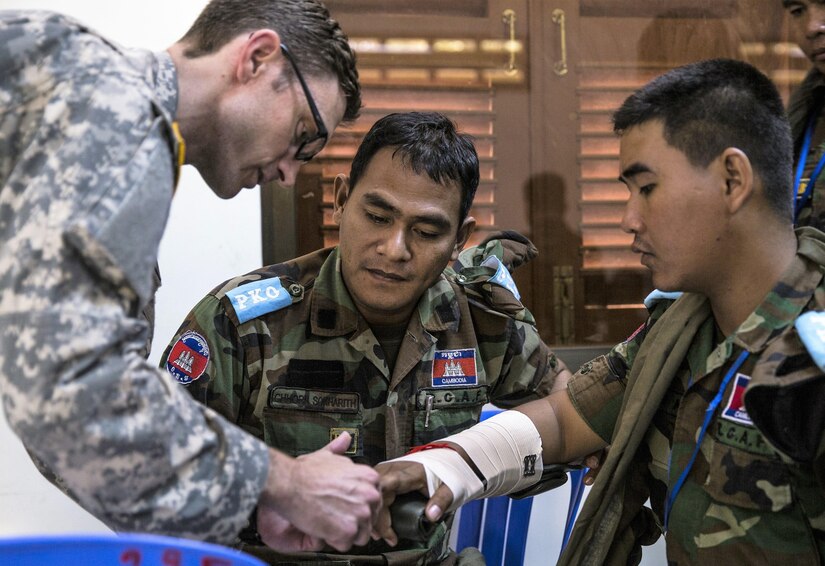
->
[375, 59, 825, 566]
[785, 0, 825, 227]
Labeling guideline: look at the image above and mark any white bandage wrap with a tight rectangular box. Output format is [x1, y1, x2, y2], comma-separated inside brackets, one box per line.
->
[387, 448, 485, 511]
[389, 410, 543, 512]
[442, 410, 544, 499]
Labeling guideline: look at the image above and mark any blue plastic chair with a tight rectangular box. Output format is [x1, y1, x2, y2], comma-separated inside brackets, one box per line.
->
[561, 468, 587, 557]
[455, 494, 534, 566]
[0, 532, 266, 566]
[454, 408, 534, 566]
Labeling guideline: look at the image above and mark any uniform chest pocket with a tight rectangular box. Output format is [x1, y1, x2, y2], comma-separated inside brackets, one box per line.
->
[412, 386, 488, 446]
[263, 386, 363, 457]
[703, 422, 792, 512]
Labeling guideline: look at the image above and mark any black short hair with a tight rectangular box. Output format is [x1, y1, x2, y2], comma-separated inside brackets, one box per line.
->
[349, 112, 479, 224]
[613, 58, 793, 221]
[180, 0, 360, 122]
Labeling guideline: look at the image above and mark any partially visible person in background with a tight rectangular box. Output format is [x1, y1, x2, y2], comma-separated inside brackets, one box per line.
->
[0, 0, 382, 552]
[162, 111, 572, 565]
[784, 0, 825, 227]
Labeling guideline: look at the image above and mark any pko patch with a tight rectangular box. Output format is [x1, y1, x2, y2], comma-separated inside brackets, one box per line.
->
[226, 277, 292, 324]
[166, 331, 210, 384]
[432, 348, 478, 387]
[721, 373, 753, 426]
[796, 311, 825, 372]
[482, 256, 521, 300]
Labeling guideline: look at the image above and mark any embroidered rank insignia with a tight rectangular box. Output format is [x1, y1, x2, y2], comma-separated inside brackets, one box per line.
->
[795, 311, 825, 372]
[721, 373, 753, 426]
[481, 256, 521, 300]
[432, 348, 478, 387]
[166, 331, 210, 384]
[226, 277, 292, 324]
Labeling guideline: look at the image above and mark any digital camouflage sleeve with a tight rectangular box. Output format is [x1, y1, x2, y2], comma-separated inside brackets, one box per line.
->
[0, 11, 268, 542]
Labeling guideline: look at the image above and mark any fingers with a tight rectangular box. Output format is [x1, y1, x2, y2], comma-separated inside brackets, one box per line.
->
[371, 483, 398, 546]
[425, 484, 454, 522]
[323, 503, 375, 551]
[260, 447, 381, 553]
[256, 506, 326, 553]
[583, 447, 607, 486]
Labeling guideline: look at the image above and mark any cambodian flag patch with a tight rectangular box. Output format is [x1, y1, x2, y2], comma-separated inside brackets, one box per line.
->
[721, 373, 753, 426]
[166, 331, 210, 384]
[432, 349, 478, 387]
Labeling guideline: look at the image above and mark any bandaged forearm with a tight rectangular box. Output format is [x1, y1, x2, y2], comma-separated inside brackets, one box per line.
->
[389, 410, 543, 511]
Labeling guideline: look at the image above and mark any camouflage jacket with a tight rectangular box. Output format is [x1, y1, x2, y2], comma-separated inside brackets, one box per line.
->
[161, 233, 565, 564]
[789, 67, 825, 230]
[0, 11, 268, 542]
[565, 227, 825, 564]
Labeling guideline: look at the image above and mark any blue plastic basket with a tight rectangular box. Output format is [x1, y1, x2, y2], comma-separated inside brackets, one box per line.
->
[0, 532, 266, 566]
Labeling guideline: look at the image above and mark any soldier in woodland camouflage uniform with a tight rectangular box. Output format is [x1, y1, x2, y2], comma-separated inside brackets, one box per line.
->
[376, 61, 825, 565]
[161, 112, 570, 565]
[0, 1, 384, 552]
[785, 0, 825, 229]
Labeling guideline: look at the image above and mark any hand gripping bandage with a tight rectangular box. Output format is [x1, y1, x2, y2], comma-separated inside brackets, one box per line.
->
[389, 410, 543, 511]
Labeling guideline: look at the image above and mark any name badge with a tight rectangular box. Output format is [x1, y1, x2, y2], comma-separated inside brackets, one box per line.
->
[268, 386, 360, 414]
[416, 386, 488, 409]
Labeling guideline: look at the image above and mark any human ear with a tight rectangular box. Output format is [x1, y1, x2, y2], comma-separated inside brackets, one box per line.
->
[451, 216, 477, 260]
[236, 29, 281, 82]
[332, 175, 351, 224]
[721, 148, 754, 214]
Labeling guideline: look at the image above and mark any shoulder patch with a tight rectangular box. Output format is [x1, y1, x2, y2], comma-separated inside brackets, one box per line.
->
[166, 331, 210, 384]
[481, 255, 520, 300]
[795, 311, 825, 372]
[226, 277, 293, 324]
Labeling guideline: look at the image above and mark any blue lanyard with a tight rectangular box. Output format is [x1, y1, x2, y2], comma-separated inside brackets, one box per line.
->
[663, 349, 750, 531]
[794, 111, 825, 222]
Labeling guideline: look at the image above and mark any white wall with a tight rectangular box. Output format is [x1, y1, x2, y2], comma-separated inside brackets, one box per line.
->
[0, 2, 666, 563]
[0, 0, 263, 537]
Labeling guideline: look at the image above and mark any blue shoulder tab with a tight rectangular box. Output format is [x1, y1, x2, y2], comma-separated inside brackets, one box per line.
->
[795, 311, 825, 372]
[643, 289, 683, 309]
[226, 278, 292, 324]
[482, 255, 521, 300]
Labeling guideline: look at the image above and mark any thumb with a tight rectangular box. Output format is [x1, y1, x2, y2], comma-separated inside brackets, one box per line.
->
[425, 484, 455, 522]
[325, 431, 352, 454]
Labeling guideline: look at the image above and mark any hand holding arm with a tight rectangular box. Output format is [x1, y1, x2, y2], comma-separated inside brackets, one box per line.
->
[257, 433, 381, 552]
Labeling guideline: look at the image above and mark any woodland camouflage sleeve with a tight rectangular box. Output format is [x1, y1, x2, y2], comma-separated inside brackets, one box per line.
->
[162, 294, 254, 433]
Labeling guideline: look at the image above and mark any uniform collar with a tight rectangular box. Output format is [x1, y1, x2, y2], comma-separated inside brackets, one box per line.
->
[731, 227, 825, 353]
[309, 248, 463, 337]
[151, 50, 179, 122]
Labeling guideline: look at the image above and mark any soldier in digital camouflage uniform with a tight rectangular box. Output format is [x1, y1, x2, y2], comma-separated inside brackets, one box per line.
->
[0, 1, 384, 551]
[376, 60, 825, 565]
[161, 112, 570, 565]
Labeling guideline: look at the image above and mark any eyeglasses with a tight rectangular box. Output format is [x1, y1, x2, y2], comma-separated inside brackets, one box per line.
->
[280, 43, 329, 162]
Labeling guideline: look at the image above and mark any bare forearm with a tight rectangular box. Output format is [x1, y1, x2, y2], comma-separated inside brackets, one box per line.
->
[515, 389, 606, 464]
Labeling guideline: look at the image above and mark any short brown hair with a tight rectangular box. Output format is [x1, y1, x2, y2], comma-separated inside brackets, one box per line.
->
[180, 0, 360, 121]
